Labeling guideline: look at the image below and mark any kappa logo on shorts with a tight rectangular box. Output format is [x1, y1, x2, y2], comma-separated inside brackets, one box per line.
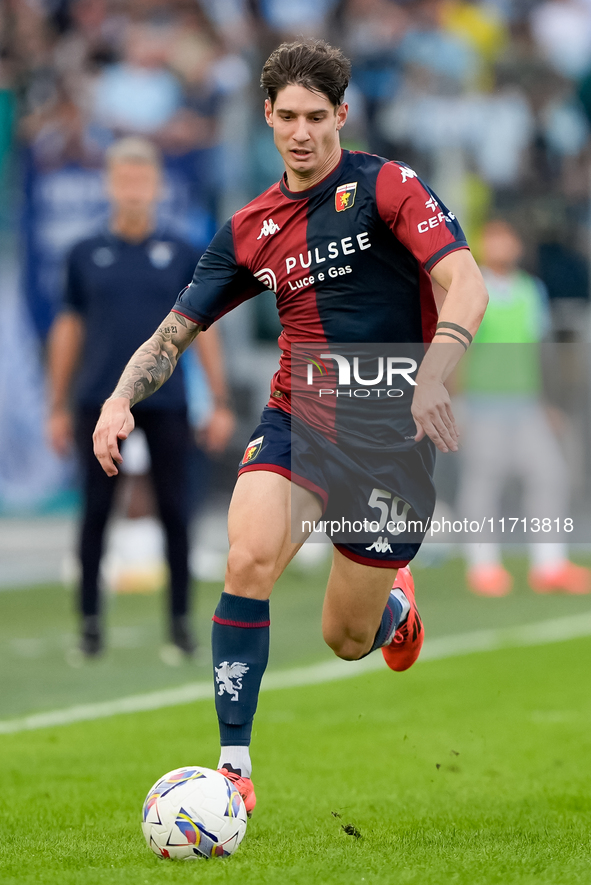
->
[365, 535, 393, 554]
[240, 435, 264, 466]
[335, 182, 357, 212]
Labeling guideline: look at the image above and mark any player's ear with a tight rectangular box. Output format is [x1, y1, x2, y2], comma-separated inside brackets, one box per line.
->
[264, 98, 274, 128]
[335, 103, 348, 131]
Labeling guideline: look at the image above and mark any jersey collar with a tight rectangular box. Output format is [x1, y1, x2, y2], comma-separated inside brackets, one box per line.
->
[279, 150, 347, 200]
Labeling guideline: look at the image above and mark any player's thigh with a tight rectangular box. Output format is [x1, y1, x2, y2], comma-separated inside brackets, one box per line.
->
[226, 469, 322, 596]
[322, 547, 396, 645]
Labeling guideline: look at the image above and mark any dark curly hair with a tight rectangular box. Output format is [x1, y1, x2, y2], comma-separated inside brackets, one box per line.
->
[261, 39, 351, 108]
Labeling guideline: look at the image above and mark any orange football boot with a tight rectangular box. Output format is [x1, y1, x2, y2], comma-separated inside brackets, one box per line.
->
[529, 562, 591, 595]
[218, 768, 256, 817]
[467, 564, 513, 597]
[382, 566, 424, 672]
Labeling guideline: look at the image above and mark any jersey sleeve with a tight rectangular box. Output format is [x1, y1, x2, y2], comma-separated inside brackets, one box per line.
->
[62, 243, 87, 315]
[376, 162, 469, 272]
[173, 219, 264, 329]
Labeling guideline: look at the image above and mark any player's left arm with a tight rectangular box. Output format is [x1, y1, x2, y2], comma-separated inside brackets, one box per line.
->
[412, 249, 488, 453]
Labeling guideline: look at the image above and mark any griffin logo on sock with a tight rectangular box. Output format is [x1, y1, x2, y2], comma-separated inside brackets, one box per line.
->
[215, 661, 249, 701]
[240, 435, 264, 466]
[335, 181, 357, 212]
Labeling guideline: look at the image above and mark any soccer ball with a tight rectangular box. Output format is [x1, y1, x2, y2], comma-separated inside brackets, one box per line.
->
[141, 766, 247, 859]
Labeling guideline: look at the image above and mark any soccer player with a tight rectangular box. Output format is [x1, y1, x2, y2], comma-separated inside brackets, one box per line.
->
[93, 41, 488, 812]
[47, 136, 234, 659]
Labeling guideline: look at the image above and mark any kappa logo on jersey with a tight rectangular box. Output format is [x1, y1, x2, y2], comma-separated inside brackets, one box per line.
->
[257, 218, 281, 239]
[240, 435, 264, 466]
[254, 267, 277, 292]
[365, 535, 393, 554]
[215, 661, 249, 702]
[399, 165, 417, 183]
[335, 181, 357, 212]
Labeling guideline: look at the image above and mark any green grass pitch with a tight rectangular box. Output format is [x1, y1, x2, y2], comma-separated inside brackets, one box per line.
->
[1, 556, 591, 883]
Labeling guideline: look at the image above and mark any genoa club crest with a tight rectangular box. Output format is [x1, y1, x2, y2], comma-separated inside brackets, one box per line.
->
[335, 182, 357, 212]
[240, 436, 264, 466]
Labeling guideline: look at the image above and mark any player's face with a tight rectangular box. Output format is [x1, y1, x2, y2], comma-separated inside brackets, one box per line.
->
[107, 160, 161, 216]
[265, 84, 348, 187]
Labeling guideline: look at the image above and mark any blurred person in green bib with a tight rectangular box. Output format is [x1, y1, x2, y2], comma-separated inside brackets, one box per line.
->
[457, 220, 590, 597]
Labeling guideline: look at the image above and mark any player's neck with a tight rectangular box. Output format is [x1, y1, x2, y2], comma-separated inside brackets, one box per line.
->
[111, 210, 155, 243]
[284, 146, 342, 192]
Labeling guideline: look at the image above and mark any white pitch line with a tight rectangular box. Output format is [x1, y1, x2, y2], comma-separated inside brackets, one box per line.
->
[1, 610, 591, 736]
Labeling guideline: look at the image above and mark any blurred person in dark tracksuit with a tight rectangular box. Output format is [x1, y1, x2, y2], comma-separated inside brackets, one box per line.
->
[47, 137, 234, 660]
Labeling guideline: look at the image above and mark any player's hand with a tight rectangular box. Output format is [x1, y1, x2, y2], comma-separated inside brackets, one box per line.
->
[47, 406, 74, 457]
[196, 406, 235, 454]
[93, 397, 135, 476]
[411, 379, 459, 453]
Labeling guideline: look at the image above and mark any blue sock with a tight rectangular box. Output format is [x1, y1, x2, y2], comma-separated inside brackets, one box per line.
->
[367, 592, 404, 655]
[212, 592, 270, 748]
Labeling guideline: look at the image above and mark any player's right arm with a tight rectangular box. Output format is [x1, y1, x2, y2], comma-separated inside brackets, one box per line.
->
[93, 312, 202, 476]
[94, 219, 262, 476]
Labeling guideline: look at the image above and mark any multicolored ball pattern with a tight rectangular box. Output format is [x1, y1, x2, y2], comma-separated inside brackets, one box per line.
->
[141, 766, 247, 860]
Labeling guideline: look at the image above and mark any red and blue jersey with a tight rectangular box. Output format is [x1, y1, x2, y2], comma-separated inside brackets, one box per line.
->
[173, 149, 468, 421]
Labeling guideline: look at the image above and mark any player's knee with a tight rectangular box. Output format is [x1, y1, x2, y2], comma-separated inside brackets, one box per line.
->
[225, 544, 276, 597]
[322, 625, 369, 661]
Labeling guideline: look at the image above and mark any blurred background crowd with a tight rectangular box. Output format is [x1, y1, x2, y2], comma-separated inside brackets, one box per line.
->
[1, 0, 591, 592]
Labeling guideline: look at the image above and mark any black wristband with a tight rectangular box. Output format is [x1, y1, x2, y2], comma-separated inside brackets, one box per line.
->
[436, 321, 473, 344]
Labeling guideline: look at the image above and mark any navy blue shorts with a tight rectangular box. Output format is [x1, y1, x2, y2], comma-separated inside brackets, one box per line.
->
[237, 406, 436, 568]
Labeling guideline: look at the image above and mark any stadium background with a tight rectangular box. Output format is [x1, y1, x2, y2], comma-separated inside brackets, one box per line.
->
[1, 3, 591, 882]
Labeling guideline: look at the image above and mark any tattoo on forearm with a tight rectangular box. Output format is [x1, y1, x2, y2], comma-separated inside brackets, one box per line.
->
[110, 312, 201, 407]
[432, 330, 468, 350]
[435, 321, 473, 344]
